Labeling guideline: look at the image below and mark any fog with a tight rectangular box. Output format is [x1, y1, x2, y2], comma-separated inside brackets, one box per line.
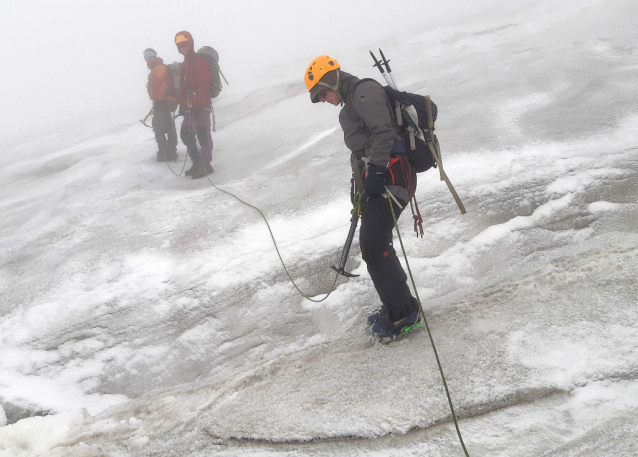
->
[1, 0, 638, 455]
[0, 0, 515, 146]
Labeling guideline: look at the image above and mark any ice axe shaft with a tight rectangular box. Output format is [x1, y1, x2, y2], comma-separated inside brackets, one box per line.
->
[139, 108, 153, 128]
[330, 210, 360, 278]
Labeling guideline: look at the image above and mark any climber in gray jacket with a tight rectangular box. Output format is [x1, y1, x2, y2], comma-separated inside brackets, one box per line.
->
[304, 55, 420, 337]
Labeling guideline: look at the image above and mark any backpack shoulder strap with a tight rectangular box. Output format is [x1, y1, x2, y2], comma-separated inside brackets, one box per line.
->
[349, 78, 382, 102]
[349, 78, 405, 129]
[382, 86, 406, 128]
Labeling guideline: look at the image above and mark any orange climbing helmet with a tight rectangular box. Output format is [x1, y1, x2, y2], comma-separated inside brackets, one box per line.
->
[305, 55, 341, 103]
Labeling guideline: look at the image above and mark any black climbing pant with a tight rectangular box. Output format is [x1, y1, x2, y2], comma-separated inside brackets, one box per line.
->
[152, 108, 177, 159]
[360, 195, 418, 322]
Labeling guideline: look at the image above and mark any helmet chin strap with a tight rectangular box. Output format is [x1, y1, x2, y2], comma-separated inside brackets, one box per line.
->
[316, 69, 342, 102]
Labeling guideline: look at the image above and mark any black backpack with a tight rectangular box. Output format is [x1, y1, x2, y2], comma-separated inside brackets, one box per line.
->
[383, 86, 438, 173]
[353, 79, 438, 173]
[384, 84, 466, 214]
[196, 46, 223, 98]
[354, 73, 466, 214]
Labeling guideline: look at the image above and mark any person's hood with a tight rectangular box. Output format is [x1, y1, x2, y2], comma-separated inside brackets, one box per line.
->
[310, 70, 358, 104]
[146, 57, 164, 70]
[175, 31, 195, 57]
[335, 71, 359, 103]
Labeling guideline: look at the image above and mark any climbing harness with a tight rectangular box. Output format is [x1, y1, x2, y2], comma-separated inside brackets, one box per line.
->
[386, 190, 470, 456]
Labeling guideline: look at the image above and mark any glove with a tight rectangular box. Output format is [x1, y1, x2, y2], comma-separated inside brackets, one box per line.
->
[364, 163, 387, 196]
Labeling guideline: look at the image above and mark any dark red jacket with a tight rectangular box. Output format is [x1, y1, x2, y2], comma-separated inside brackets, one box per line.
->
[175, 31, 211, 110]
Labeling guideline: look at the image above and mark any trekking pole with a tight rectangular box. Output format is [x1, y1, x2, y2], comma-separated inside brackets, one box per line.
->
[330, 193, 363, 278]
[378, 48, 399, 90]
[139, 108, 153, 128]
[219, 68, 229, 86]
[369, 51, 396, 89]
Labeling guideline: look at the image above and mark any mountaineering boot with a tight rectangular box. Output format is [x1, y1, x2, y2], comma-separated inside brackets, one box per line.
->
[167, 151, 178, 162]
[371, 310, 421, 339]
[367, 306, 386, 326]
[156, 151, 168, 162]
[204, 162, 214, 174]
[190, 162, 207, 179]
[185, 162, 199, 176]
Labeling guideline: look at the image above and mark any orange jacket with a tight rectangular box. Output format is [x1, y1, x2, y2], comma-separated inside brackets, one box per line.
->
[147, 57, 177, 103]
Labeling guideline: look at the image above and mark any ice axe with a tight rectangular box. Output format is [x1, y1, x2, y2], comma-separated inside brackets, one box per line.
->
[330, 194, 364, 278]
[330, 209, 360, 278]
[139, 108, 153, 128]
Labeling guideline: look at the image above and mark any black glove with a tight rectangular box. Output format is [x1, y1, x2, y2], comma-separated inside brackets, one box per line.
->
[364, 163, 387, 196]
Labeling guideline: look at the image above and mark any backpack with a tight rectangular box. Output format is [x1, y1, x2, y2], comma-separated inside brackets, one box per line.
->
[165, 62, 181, 98]
[383, 86, 438, 173]
[196, 46, 223, 98]
[382, 83, 466, 214]
[354, 69, 466, 214]
[352, 79, 437, 173]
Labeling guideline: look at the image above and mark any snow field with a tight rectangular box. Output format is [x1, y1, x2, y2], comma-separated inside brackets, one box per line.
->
[1, 0, 638, 455]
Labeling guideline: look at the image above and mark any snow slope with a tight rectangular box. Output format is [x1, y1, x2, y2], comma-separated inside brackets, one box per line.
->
[1, 0, 638, 455]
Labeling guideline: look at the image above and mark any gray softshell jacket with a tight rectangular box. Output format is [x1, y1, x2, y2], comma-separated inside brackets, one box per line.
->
[337, 71, 410, 202]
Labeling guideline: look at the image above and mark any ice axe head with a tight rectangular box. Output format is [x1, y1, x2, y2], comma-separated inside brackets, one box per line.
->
[330, 265, 359, 278]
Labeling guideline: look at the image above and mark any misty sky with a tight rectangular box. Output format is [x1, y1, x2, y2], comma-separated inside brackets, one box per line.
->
[0, 0, 514, 146]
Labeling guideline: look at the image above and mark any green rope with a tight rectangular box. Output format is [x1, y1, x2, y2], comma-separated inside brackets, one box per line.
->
[204, 171, 342, 303]
[164, 147, 189, 177]
[386, 191, 470, 456]
[183, 109, 342, 303]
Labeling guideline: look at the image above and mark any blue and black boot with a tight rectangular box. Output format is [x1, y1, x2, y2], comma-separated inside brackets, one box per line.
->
[371, 310, 421, 339]
[366, 306, 386, 326]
